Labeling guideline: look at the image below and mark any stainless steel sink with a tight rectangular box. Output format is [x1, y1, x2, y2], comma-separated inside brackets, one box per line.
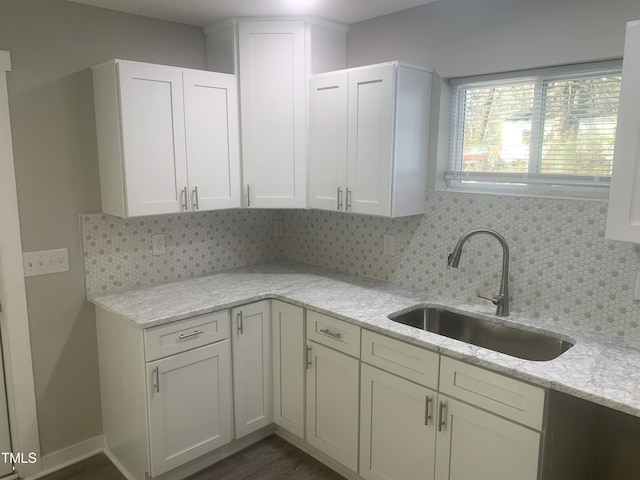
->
[389, 307, 573, 361]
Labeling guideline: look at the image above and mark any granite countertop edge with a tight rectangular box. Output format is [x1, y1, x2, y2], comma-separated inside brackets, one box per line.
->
[88, 261, 640, 419]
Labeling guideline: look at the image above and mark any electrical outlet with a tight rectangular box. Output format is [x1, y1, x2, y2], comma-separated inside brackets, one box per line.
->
[152, 234, 166, 256]
[23, 248, 69, 277]
[273, 220, 284, 238]
[383, 234, 395, 256]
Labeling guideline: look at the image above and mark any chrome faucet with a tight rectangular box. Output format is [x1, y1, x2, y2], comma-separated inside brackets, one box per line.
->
[447, 229, 510, 317]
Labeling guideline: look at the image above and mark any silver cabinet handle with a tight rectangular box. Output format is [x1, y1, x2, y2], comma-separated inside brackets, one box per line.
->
[438, 400, 447, 431]
[237, 311, 244, 335]
[319, 328, 341, 339]
[181, 186, 188, 211]
[337, 187, 343, 210]
[178, 330, 203, 340]
[246, 185, 251, 207]
[153, 366, 160, 393]
[306, 345, 312, 370]
[425, 396, 433, 426]
[346, 187, 352, 211]
[192, 186, 199, 210]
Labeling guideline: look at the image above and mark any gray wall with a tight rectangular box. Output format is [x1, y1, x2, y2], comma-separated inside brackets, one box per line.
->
[347, 0, 640, 76]
[0, 0, 206, 457]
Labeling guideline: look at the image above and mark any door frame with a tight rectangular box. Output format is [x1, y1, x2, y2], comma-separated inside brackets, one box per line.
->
[0, 51, 42, 477]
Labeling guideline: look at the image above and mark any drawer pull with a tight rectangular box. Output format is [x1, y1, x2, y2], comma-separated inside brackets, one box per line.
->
[178, 330, 204, 340]
[425, 396, 432, 426]
[319, 328, 341, 339]
[438, 401, 447, 431]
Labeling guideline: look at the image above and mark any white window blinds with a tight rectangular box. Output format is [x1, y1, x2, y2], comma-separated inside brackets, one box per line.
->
[447, 61, 622, 198]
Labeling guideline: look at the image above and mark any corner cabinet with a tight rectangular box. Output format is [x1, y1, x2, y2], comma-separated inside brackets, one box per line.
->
[308, 62, 432, 217]
[92, 60, 241, 217]
[272, 300, 305, 439]
[205, 18, 348, 209]
[607, 20, 640, 242]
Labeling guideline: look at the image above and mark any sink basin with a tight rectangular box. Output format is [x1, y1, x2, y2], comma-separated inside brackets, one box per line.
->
[389, 307, 573, 361]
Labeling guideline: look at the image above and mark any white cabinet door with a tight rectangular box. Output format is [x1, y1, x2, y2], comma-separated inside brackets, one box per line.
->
[360, 364, 437, 480]
[347, 64, 395, 217]
[306, 340, 359, 472]
[238, 21, 307, 208]
[607, 20, 640, 243]
[272, 300, 305, 439]
[308, 72, 348, 211]
[147, 342, 232, 477]
[231, 301, 273, 438]
[183, 69, 241, 211]
[118, 62, 188, 217]
[434, 396, 540, 480]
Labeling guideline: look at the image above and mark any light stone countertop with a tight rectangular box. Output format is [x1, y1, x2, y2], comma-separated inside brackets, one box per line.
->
[89, 262, 640, 419]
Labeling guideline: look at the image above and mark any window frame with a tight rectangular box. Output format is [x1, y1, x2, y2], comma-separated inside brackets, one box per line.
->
[444, 60, 623, 200]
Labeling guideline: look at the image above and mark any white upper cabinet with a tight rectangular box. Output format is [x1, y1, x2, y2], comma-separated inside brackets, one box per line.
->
[308, 62, 432, 218]
[92, 60, 241, 217]
[205, 18, 348, 209]
[237, 21, 306, 208]
[183, 70, 241, 212]
[607, 20, 640, 242]
[308, 72, 349, 211]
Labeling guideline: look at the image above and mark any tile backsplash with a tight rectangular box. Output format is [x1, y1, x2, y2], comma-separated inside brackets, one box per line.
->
[281, 192, 640, 340]
[81, 209, 284, 296]
[82, 192, 640, 342]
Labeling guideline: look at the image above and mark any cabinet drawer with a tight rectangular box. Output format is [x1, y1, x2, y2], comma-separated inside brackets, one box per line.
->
[307, 310, 360, 357]
[439, 356, 545, 430]
[361, 330, 439, 389]
[145, 310, 230, 361]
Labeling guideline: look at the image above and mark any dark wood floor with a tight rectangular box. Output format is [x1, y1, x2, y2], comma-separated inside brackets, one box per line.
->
[40, 436, 347, 480]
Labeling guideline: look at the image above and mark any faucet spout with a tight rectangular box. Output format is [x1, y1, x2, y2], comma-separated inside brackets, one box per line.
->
[447, 229, 510, 316]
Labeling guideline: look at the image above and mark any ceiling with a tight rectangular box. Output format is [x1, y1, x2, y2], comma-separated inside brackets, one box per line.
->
[67, 0, 439, 27]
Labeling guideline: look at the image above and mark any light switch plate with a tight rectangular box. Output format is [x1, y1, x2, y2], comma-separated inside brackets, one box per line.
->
[23, 248, 69, 277]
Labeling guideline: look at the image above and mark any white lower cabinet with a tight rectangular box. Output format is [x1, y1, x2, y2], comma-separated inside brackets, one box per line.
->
[272, 300, 305, 438]
[306, 341, 360, 472]
[360, 364, 437, 480]
[96, 308, 234, 480]
[359, 331, 544, 480]
[98, 299, 548, 480]
[231, 301, 273, 438]
[306, 311, 361, 473]
[434, 396, 540, 480]
[147, 342, 233, 477]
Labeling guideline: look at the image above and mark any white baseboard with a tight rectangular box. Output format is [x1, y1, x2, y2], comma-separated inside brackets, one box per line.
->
[25, 435, 105, 480]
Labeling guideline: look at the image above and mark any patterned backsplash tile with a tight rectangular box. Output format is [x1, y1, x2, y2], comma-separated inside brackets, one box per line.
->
[81, 209, 285, 296]
[81, 191, 640, 341]
[281, 192, 640, 340]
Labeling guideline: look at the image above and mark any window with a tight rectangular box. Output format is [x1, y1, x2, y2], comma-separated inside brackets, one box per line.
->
[446, 61, 622, 199]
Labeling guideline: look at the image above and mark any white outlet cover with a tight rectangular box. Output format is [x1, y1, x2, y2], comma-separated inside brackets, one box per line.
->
[152, 234, 166, 256]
